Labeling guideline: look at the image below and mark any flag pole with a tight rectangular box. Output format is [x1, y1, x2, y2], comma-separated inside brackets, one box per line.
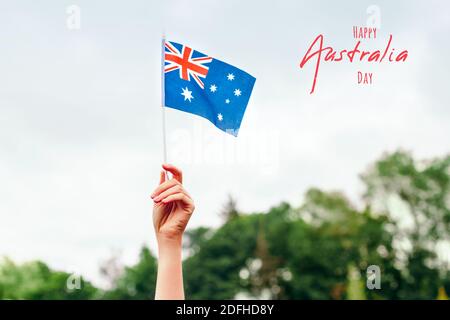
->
[161, 33, 169, 179]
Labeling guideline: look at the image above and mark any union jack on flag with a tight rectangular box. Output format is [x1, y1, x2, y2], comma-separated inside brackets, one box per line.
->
[164, 41, 212, 89]
[163, 40, 256, 136]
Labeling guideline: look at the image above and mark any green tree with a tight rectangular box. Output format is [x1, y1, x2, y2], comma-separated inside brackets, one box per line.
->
[0, 258, 98, 299]
[103, 246, 157, 299]
[362, 151, 450, 243]
[362, 150, 450, 298]
[184, 189, 404, 299]
[220, 195, 240, 222]
[184, 214, 260, 299]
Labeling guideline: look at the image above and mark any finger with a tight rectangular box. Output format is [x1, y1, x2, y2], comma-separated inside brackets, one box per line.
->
[159, 170, 166, 185]
[154, 184, 182, 202]
[151, 179, 179, 199]
[154, 184, 191, 202]
[161, 193, 194, 208]
[162, 164, 183, 183]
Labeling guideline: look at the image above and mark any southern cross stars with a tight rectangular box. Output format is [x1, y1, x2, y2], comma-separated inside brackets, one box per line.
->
[217, 113, 223, 121]
[225, 99, 230, 104]
[210, 84, 217, 93]
[227, 73, 235, 81]
[181, 87, 193, 102]
[234, 89, 241, 96]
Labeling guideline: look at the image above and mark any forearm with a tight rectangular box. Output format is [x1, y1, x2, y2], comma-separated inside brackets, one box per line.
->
[155, 236, 184, 300]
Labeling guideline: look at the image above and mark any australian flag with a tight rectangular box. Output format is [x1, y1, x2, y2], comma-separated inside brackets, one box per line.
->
[164, 40, 256, 136]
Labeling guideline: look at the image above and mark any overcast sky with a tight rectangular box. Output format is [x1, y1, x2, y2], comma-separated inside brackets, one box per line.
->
[1, 0, 449, 285]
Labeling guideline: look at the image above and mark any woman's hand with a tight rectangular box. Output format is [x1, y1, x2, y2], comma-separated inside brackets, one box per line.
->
[151, 164, 194, 300]
[151, 164, 195, 244]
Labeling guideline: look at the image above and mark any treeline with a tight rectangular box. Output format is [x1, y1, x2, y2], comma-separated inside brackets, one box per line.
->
[1, 150, 449, 299]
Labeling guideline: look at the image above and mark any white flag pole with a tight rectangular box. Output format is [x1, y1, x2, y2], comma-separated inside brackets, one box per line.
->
[161, 33, 169, 179]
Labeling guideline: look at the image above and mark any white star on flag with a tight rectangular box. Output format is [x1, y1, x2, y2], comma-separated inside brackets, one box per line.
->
[181, 87, 193, 102]
[234, 89, 241, 97]
[225, 99, 230, 104]
[217, 113, 223, 121]
[210, 84, 217, 93]
[227, 73, 235, 81]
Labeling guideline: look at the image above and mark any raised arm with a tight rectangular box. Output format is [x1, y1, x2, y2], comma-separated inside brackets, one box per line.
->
[151, 164, 195, 300]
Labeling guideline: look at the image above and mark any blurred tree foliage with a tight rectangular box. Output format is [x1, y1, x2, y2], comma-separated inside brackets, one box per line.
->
[0, 258, 98, 299]
[102, 247, 157, 299]
[362, 150, 450, 244]
[0, 150, 449, 299]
